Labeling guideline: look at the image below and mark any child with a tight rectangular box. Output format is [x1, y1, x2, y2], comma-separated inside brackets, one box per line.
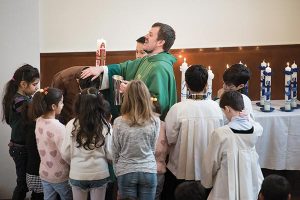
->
[175, 181, 206, 200]
[217, 63, 254, 122]
[259, 174, 291, 200]
[2, 64, 39, 199]
[163, 65, 223, 200]
[152, 98, 169, 200]
[201, 91, 263, 200]
[51, 66, 102, 125]
[112, 80, 160, 200]
[60, 87, 112, 200]
[32, 87, 72, 200]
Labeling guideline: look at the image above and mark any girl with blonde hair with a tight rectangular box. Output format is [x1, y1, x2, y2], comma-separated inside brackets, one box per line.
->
[112, 80, 160, 200]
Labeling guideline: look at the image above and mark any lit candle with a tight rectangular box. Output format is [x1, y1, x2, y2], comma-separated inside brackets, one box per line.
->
[291, 61, 298, 108]
[284, 62, 292, 111]
[259, 60, 267, 106]
[264, 63, 272, 111]
[96, 39, 106, 66]
[180, 58, 189, 101]
[207, 66, 214, 100]
[226, 64, 229, 70]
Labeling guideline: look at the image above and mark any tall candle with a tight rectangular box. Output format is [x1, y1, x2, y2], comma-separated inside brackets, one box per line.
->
[264, 63, 272, 111]
[180, 58, 189, 101]
[284, 62, 292, 111]
[207, 66, 214, 100]
[96, 39, 106, 66]
[291, 62, 298, 108]
[260, 60, 267, 106]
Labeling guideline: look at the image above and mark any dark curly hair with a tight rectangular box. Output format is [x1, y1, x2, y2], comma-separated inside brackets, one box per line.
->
[72, 87, 111, 150]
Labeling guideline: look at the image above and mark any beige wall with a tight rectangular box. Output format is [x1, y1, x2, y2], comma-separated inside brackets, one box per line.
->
[39, 0, 300, 53]
[0, 0, 39, 198]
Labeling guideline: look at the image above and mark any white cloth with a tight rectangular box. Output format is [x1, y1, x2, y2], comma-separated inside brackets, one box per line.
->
[60, 118, 112, 181]
[165, 99, 223, 180]
[253, 100, 300, 170]
[201, 123, 264, 200]
[99, 66, 109, 90]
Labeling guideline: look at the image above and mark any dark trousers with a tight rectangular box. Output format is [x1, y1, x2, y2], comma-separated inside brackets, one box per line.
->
[9, 146, 28, 200]
[161, 169, 185, 200]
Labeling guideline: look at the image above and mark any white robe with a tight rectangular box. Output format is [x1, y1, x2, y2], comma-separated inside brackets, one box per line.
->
[201, 122, 264, 200]
[165, 99, 223, 180]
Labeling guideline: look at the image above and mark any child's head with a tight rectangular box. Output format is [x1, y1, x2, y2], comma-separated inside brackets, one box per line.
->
[77, 67, 101, 91]
[73, 87, 111, 150]
[185, 65, 208, 93]
[32, 87, 63, 119]
[121, 80, 155, 126]
[175, 181, 206, 200]
[2, 64, 40, 123]
[219, 90, 244, 121]
[259, 175, 291, 200]
[223, 64, 250, 92]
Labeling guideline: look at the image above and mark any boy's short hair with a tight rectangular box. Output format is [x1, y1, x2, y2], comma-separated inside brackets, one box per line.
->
[175, 181, 206, 200]
[260, 174, 291, 200]
[185, 65, 208, 92]
[219, 91, 244, 111]
[136, 36, 145, 44]
[223, 64, 250, 87]
[79, 67, 100, 89]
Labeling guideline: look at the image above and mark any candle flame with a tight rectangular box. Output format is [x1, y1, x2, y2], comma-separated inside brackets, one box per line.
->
[245, 64, 247, 67]
[184, 57, 186, 63]
[208, 66, 211, 70]
[268, 62, 270, 67]
[226, 64, 229, 69]
[178, 55, 182, 58]
[287, 62, 290, 66]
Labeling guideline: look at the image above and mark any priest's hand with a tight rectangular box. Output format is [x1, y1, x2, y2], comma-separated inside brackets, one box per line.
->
[81, 66, 103, 81]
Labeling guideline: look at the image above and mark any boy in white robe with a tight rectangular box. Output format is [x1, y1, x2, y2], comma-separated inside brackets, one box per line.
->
[201, 91, 263, 200]
[163, 65, 223, 200]
[217, 64, 254, 123]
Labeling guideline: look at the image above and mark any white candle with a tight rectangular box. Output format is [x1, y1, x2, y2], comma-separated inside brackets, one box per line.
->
[207, 66, 214, 100]
[284, 62, 292, 111]
[291, 62, 298, 108]
[264, 63, 271, 111]
[96, 39, 106, 66]
[260, 60, 267, 106]
[180, 58, 189, 101]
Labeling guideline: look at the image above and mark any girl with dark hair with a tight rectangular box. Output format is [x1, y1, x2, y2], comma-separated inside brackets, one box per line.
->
[2, 64, 39, 199]
[60, 87, 112, 200]
[32, 87, 72, 200]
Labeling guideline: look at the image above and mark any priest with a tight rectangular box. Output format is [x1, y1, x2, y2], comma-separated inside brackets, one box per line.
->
[81, 22, 177, 120]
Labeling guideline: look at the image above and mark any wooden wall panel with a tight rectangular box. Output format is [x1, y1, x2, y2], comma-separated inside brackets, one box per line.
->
[41, 44, 300, 101]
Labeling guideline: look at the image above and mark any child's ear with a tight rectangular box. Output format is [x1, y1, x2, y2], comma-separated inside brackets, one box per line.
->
[51, 104, 56, 111]
[20, 80, 28, 89]
[224, 106, 230, 112]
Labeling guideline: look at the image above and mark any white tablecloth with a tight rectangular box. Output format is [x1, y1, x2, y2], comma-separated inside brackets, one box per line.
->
[253, 100, 300, 170]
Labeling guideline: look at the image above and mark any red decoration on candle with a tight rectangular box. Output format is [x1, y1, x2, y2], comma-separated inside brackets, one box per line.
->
[96, 39, 106, 66]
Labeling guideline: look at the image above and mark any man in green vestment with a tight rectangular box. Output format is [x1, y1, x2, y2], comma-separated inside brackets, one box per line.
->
[81, 22, 177, 120]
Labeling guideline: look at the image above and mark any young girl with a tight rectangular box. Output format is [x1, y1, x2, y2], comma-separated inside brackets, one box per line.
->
[201, 91, 263, 200]
[32, 87, 72, 200]
[2, 64, 39, 199]
[112, 80, 160, 200]
[60, 87, 112, 200]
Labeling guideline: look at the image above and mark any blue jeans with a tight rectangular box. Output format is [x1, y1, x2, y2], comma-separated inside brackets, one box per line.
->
[118, 172, 157, 200]
[41, 180, 72, 200]
[69, 178, 110, 191]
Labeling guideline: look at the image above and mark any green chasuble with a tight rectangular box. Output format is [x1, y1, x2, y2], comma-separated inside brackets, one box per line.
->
[107, 52, 177, 120]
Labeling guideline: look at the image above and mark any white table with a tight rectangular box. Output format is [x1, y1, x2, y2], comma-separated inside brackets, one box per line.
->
[253, 100, 300, 170]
